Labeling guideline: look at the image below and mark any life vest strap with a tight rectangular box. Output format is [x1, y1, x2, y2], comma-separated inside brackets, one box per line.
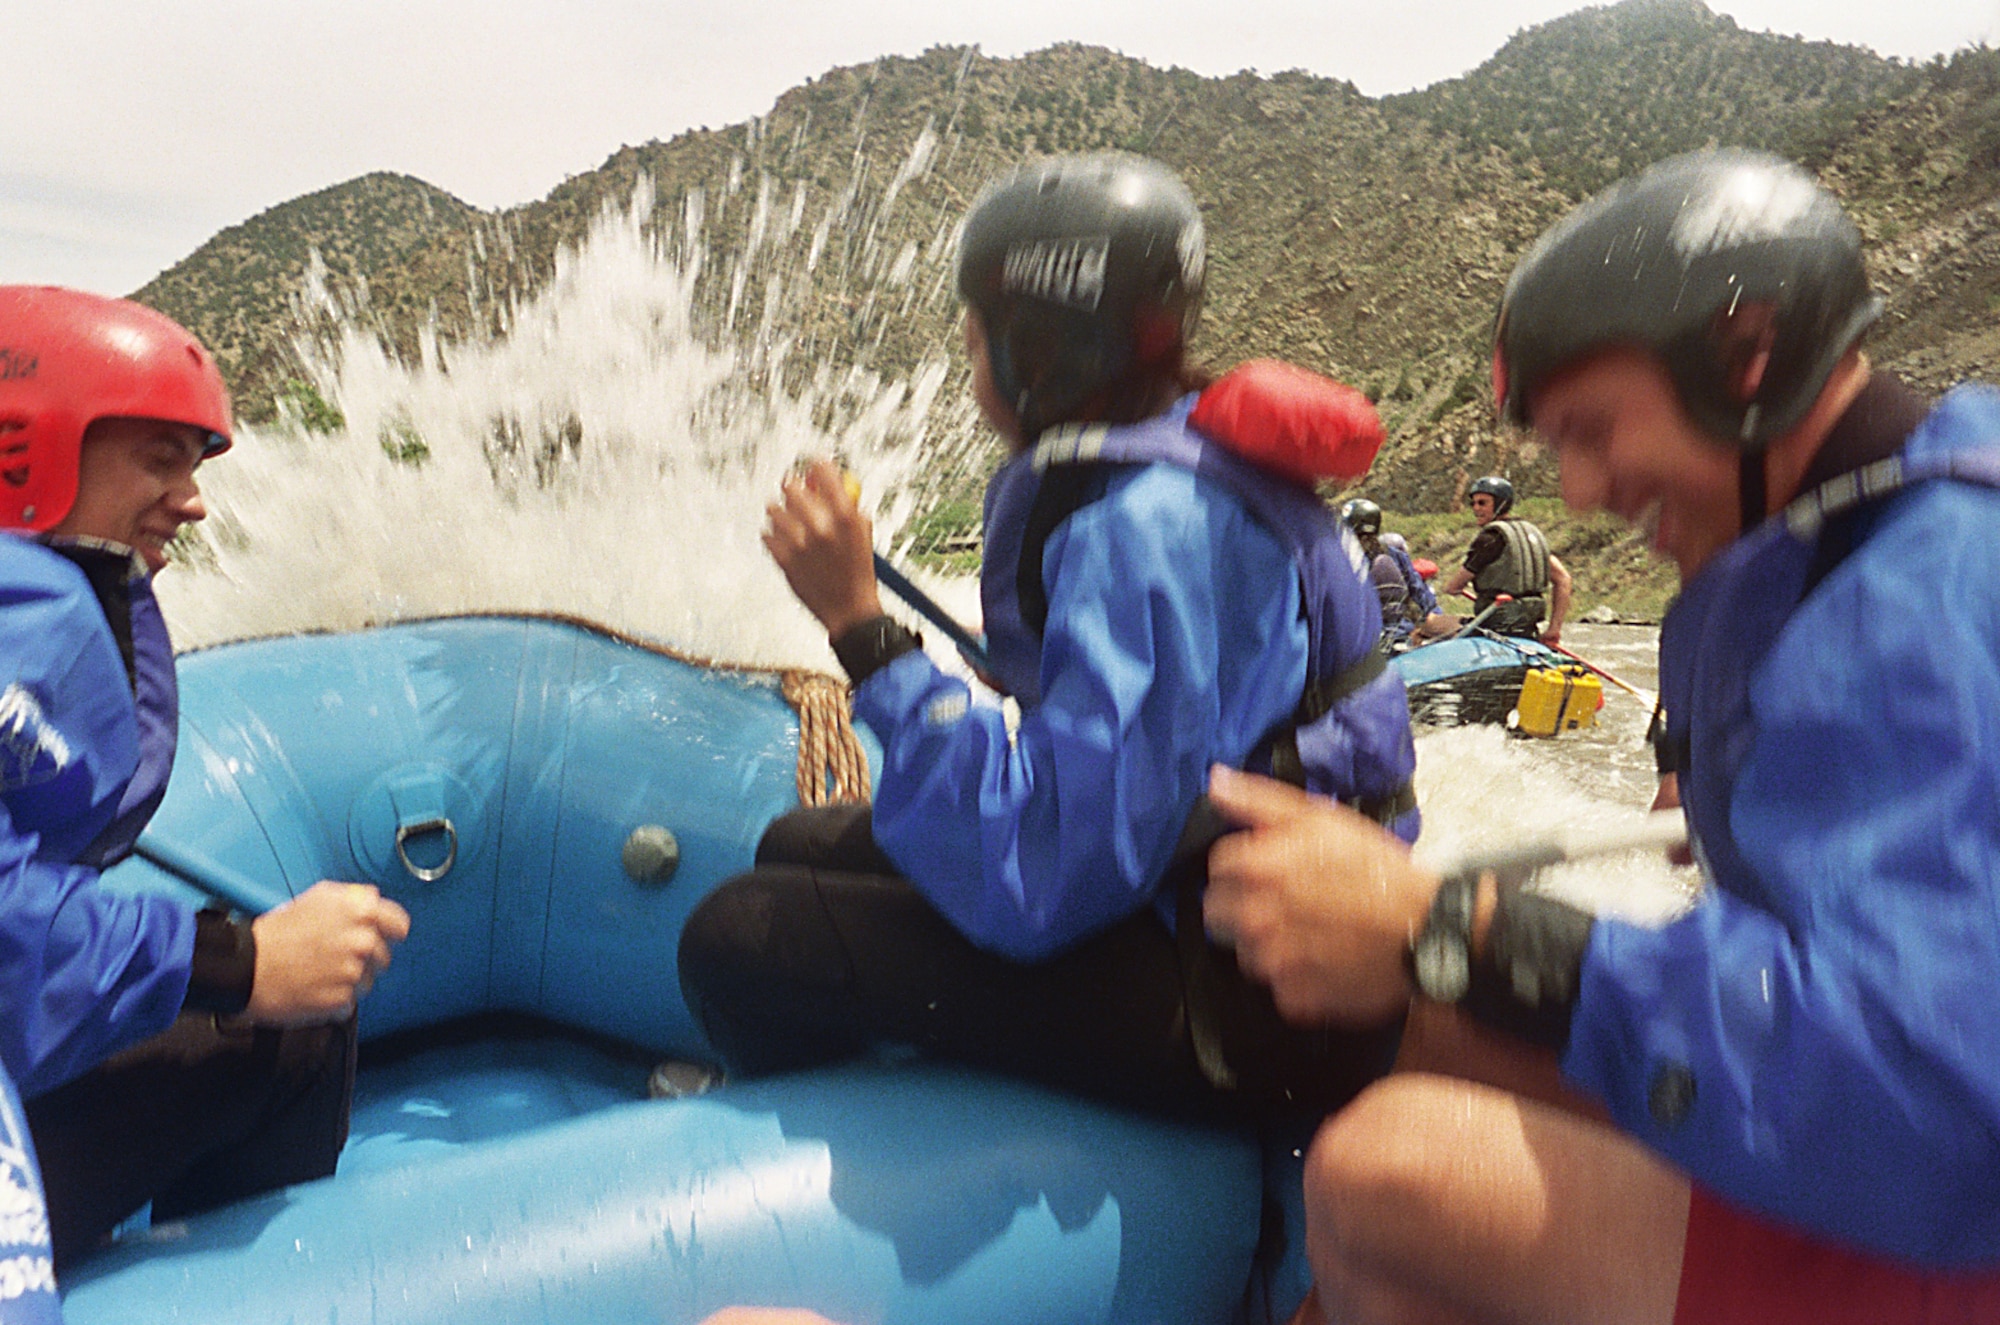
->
[1015, 461, 1117, 640]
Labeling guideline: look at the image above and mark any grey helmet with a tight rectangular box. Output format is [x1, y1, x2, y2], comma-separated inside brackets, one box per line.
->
[1494, 149, 1882, 453]
[1468, 475, 1515, 516]
[1370, 552, 1409, 609]
[957, 154, 1205, 439]
[1339, 497, 1384, 536]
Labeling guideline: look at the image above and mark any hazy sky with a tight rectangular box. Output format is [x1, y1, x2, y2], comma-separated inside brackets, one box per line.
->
[8, 0, 1998, 296]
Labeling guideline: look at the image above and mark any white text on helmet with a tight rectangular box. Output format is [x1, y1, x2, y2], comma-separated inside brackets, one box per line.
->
[1003, 237, 1110, 312]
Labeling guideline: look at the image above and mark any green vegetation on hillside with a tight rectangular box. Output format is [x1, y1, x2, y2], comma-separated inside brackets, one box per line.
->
[1393, 0, 1917, 196]
[136, 173, 480, 422]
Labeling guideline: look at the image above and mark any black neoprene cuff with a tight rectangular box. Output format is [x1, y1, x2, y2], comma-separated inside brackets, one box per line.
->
[1647, 702, 1686, 777]
[184, 907, 257, 1016]
[1461, 886, 1595, 1053]
[830, 615, 921, 686]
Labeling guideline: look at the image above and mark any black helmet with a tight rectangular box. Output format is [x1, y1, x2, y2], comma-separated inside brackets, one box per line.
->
[1495, 149, 1882, 453]
[1468, 475, 1515, 516]
[957, 153, 1205, 438]
[1340, 497, 1383, 536]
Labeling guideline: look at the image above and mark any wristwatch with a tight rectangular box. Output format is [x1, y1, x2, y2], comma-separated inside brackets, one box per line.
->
[1409, 872, 1478, 1004]
[830, 614, 920, 685]
[1410, 868, 1595, 1051]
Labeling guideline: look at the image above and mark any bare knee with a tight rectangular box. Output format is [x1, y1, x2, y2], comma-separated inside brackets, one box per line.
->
[1301, 1077, 1514, 1325]
[1303, 1074, 1689, 1325]
[1308, 1075, 1454, 1240]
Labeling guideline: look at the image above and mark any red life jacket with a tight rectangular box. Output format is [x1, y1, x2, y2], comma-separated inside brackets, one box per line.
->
[1188, 359, 1384, 486]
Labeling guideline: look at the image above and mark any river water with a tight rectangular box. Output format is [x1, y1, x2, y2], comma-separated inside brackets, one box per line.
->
[1408, 622, 1694, 922]
[159, 167, 1694, 924]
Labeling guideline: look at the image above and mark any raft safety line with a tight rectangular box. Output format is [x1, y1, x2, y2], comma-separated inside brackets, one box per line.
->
[782, 670, 873, 806]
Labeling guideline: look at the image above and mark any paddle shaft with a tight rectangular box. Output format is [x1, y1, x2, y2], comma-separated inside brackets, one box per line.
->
[1435, 810, 1688, 891]
[1451, 600, 1505, 639]
[872, 553, 993, 673]
[1548, 640, 1656, 706]
[134, 836, 275, 915]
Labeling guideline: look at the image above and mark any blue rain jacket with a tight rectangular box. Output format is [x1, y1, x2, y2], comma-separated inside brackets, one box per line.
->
[0, 535, 194, 1100]
[1372, 541, 1437, 645]
[0, 1056, 60, 1322]
[856, 401, 1415, 961]
[1562, 386, 2000, 1267]
[1384, 541, 1438, 620]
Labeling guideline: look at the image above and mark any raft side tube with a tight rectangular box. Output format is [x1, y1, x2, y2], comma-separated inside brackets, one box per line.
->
[60, 1064, 1265, 1325]
[80, 617, 1274, 1325]
[101, 617, 816, 1058]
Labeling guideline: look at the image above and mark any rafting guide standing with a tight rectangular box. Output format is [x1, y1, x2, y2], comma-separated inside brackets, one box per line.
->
[1437, 473, 1572, 642]
[1202, 149, 2000, 1324]
[681, 153, 1418, 1123]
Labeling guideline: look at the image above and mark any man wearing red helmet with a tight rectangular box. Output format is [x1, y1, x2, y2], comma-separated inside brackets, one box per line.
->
[1200, 151, 2000, 1324]
[0, 286, 410, 1268]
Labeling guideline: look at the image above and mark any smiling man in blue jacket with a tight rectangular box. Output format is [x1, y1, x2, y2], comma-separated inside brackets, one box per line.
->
[1, 286, 410, 1268]
[1203, 151, 2000, 1324]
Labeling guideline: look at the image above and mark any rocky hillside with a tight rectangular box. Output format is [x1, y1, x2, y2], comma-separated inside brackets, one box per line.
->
[137, 173, 483, 421]
[131, 0, 2000, 602]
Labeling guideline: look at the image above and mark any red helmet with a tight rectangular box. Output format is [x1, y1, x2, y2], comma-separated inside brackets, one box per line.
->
[0, 286, 232, 532]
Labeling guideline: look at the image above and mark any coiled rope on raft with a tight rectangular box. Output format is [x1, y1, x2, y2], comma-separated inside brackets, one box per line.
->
[781, 669, 873, 806]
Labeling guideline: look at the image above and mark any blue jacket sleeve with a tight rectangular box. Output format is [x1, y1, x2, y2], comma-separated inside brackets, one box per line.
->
[1, 798, 196, 1099]
[2, 540, 196, 1098]
[1561, 499, 2000, 1267]
[854, 466, 1310, 961]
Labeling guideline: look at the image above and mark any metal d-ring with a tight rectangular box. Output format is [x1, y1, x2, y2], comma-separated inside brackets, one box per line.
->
[394, 817, 458, 882]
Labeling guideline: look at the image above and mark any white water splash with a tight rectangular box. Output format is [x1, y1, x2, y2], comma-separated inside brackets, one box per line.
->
[160, 180, 978, 671]
[1413, 722, 1697, 924]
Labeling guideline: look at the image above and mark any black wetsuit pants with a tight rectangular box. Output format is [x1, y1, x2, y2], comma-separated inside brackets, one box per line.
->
[26, 1012, 356, 1267]
[679, 805, 1398, 1126]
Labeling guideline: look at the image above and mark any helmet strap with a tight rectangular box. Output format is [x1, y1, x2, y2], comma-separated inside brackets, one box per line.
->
[1737, 448, 1767, 536]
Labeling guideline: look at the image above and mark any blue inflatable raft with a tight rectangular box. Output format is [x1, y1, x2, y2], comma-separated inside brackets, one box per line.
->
[66, 616, 1304, 1325]
[1388, 632, 1563, 725]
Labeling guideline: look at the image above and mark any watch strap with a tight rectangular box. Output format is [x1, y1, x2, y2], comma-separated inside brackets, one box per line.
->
[1409, 872, 1477, 1004]
[1463, 885, 1593, 1052]
[184, 906, 256, 1016]
[830, 614, 921, 686]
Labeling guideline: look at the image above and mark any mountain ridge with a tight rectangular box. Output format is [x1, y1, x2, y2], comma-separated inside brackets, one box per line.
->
[131, 0, 2000, 564]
